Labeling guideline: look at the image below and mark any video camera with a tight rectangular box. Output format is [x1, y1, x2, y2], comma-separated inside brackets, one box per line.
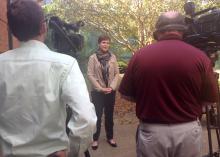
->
[183, 2, 220, 65]
[184, 4, 220, 157]
[45, 15, 84, 58]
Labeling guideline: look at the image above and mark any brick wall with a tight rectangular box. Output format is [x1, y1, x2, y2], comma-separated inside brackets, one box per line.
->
[0, 0, 19, 53]
[0, 0, 8, 52]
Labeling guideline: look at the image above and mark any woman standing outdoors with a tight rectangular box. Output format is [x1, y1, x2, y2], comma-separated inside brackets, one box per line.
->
[87, 35, 119, 150]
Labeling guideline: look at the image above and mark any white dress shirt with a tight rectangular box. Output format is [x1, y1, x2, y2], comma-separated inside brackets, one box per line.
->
[0, 40, 97, 157]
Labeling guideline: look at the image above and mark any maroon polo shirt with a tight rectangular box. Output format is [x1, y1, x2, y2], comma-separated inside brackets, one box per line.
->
[119, 40, 218, 124]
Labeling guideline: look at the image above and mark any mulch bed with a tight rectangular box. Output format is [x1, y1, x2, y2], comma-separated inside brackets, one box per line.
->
[114, 92, 138, 124]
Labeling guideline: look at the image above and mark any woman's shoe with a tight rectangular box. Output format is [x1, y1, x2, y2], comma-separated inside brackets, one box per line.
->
[91, 141, 98, 150]
[107, 139, 117, 147]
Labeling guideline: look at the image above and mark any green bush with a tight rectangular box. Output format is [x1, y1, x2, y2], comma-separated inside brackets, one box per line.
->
[118, 60, 128, 74]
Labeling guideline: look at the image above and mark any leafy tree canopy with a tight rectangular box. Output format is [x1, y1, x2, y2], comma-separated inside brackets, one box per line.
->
[44, 0, 220, 54]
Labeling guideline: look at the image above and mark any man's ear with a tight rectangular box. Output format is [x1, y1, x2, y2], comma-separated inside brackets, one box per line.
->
[153, 31, 158, 40]
[39, 22, 47, 36]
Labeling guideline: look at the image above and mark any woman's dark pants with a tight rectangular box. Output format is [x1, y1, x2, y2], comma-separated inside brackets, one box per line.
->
[91, 91, 116, 141]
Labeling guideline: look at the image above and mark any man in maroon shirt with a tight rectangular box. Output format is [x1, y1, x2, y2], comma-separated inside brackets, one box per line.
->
[119, 11, 218, 157]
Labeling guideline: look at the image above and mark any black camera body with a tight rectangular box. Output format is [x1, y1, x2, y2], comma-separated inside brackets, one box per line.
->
[183, 2, 220, 63]
[46, 16, 84, 58]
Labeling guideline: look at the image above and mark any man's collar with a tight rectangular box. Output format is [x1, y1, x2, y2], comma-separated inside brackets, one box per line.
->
[20, 40, 49, 50]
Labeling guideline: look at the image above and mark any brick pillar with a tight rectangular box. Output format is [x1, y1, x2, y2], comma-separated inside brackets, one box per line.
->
[0, 0, 8, 53]
[0, 0, 19, 53]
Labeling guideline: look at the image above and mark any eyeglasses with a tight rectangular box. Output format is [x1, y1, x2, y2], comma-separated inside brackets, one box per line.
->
[42, 14, 51, 24]
[42, 18, 48, 24]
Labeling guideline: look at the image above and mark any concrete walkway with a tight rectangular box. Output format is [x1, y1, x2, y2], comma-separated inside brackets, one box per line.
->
[87, 116, 219, 157]
[89, 122, 137, 157]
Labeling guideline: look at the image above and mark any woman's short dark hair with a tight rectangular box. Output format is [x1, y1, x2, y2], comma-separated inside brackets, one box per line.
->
[7, 0, 44, 41]
[98, 35, 111, 44]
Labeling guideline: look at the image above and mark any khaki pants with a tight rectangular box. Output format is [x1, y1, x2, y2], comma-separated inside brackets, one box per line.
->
[136, 120, 202, 157]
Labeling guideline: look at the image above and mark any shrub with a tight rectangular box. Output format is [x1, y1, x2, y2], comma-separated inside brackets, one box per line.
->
[118, 60, 128, 74]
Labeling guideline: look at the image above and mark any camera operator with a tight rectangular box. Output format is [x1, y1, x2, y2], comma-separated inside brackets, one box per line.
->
[119, 11, 218, 157]
[0, 0, 96, 157]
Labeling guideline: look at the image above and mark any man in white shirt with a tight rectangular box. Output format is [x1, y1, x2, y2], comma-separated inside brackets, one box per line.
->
[0, 0, 97, 156]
